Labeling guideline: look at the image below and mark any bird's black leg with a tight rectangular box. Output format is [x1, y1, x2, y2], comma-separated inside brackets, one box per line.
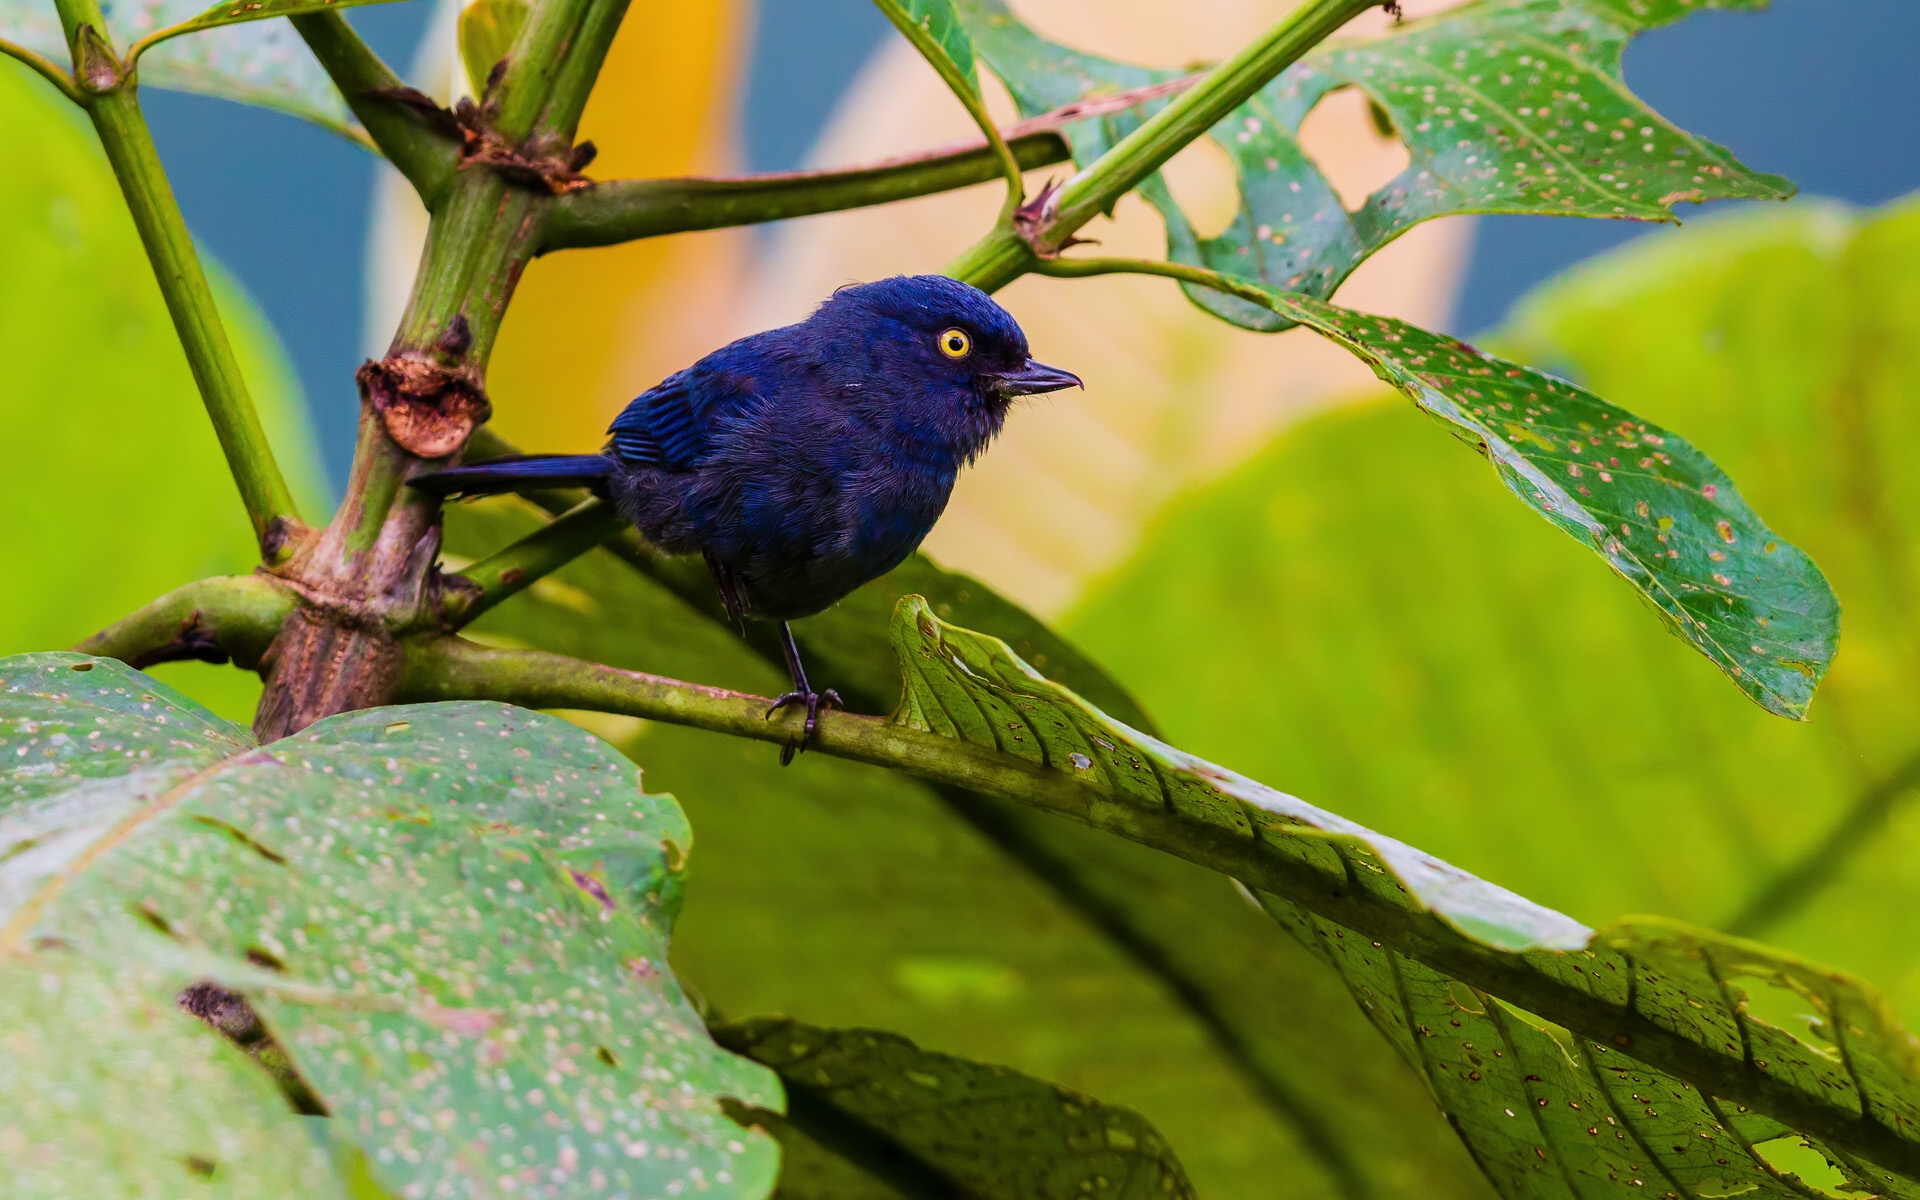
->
[765, 621, 841, 766]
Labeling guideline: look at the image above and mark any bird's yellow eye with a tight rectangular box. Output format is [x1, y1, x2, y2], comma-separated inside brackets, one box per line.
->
[938, 328, 972, 359]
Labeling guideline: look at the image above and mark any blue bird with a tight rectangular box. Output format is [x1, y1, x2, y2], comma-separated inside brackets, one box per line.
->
[413, 275, 1082, 762]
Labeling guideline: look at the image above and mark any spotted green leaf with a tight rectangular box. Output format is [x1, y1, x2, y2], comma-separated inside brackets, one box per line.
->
[1254, 287, 1838, 719]
[887, 595, 1920, 1180]
[874, 0, 980, 96]
[956, 0, 1791, 331]
[0, 956, 352, 1197]
[715, 1018, 1196, 1200]
[0, 0, 381, 139]
[130, 0, 411, 57]
[1262, 894, 1920, 1200]
[0, 653, 780, 1200]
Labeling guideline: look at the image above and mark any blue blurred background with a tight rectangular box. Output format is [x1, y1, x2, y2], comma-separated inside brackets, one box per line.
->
[137, 0, 1920, 486]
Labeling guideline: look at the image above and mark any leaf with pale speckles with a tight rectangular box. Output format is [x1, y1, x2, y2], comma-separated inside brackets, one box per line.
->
[888, 596, 1920, 1183]
[714, 1018, 1195, 1200]
[874, 0, 981, 97]
[0, 0, 376, 139]
[957, 0, 1790, 331]
[1261, 894, 1920, 1200]
[0, 653, 780, 1200]
[0, 956, 352, 1198]
[1255, 288, 1838, 719]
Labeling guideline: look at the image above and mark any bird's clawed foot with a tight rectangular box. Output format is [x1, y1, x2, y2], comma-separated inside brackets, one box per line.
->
[766, 688, 842, 766]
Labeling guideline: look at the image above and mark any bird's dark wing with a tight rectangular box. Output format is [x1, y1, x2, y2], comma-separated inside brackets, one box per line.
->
[607, 355, 770, 470]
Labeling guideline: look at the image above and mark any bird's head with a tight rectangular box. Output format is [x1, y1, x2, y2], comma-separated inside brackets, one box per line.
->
[818, 276, 1082, 449]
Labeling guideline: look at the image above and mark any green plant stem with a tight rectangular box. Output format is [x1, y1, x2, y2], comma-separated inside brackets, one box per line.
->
[872, 0, 1024, 220]
[0, 36, 86, 103]
[491, 0, 626, 144]
[443, 498, 628, 627]
[391, 170, 544, 364]
[946, 0, 1375, 290]
[290, 12, 462, 207]
[544, 133, 1068, 251]
[63, 63, 304, 557]
[1036, 252, 1270, 300]
[394, 634, 1920, 1181]
[74, 575, 296, 669]
[541, 73, 1199, 252]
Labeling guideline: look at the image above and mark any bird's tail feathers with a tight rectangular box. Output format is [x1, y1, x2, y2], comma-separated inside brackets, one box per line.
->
[410, 454, 614, 498]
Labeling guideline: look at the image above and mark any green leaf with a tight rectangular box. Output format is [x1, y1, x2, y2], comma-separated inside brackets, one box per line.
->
[956, 0, 1791, 331]
[0, 60, 327, 722]
[886, 594, 1920, 1180]
[457, 0, 528, 98]
[130, 0, 413, 58]
[0, 653, 780, 1200]
[0, 0, 383, 138]
[715, 1018, 1196, 1200]
[1062, 200, 1920, 1175]
[1261, 287, 1838, 719]
[0, 956, 352, 1196]
[1262, 895, 1920, 1200]
[874, 0, 980, 97]
[445, 499, 1492, 1200]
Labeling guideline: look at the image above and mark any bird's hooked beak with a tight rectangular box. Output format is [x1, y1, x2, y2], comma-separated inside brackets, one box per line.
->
[988, 358, 1084, 397]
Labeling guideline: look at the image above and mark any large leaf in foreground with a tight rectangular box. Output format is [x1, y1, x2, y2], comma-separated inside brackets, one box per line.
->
[886, 596, 1920, 1180]
[1261, 288, 1838, 718]
[958, 0, 1790, 330]
[0, 956, 349, 1196]
[716, 1017, 1195, 1200]
[1265, 894, 1920, 1200]
[447, 497, 1489, 1200]
[0, 654, 779, 1200]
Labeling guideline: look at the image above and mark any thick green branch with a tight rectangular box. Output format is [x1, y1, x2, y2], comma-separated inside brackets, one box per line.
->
[74, 575, 296, 670]
[946, 0, 1376, 291]
[491, 0, 627, 144]
[442, 498, 627, 627]
[290, 12, 462, 207]
[51, 0, 304, 558]
[396, 635, 1920, 1180]
[544, 132, 1067, 251]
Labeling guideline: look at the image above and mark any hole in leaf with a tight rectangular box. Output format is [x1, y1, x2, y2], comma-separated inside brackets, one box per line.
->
[597, 1045, 620, 1068]
[69, 661, 93, 672]
[1298, 85, 1411, 211]
[1160, 134, 1240, 240]
[181, 1155, 216, 1177]
[1725, 971, 1839, 1061]
[1750, 1136, 1852, 1197]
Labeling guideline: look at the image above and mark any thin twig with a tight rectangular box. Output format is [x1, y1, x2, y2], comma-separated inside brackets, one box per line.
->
[0, 36, 87, 104]
[542, 75, 1199, 251]
[289, 12, 462, 207]
[441, 497, 627, 627]
[50, 0, 307, 558]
